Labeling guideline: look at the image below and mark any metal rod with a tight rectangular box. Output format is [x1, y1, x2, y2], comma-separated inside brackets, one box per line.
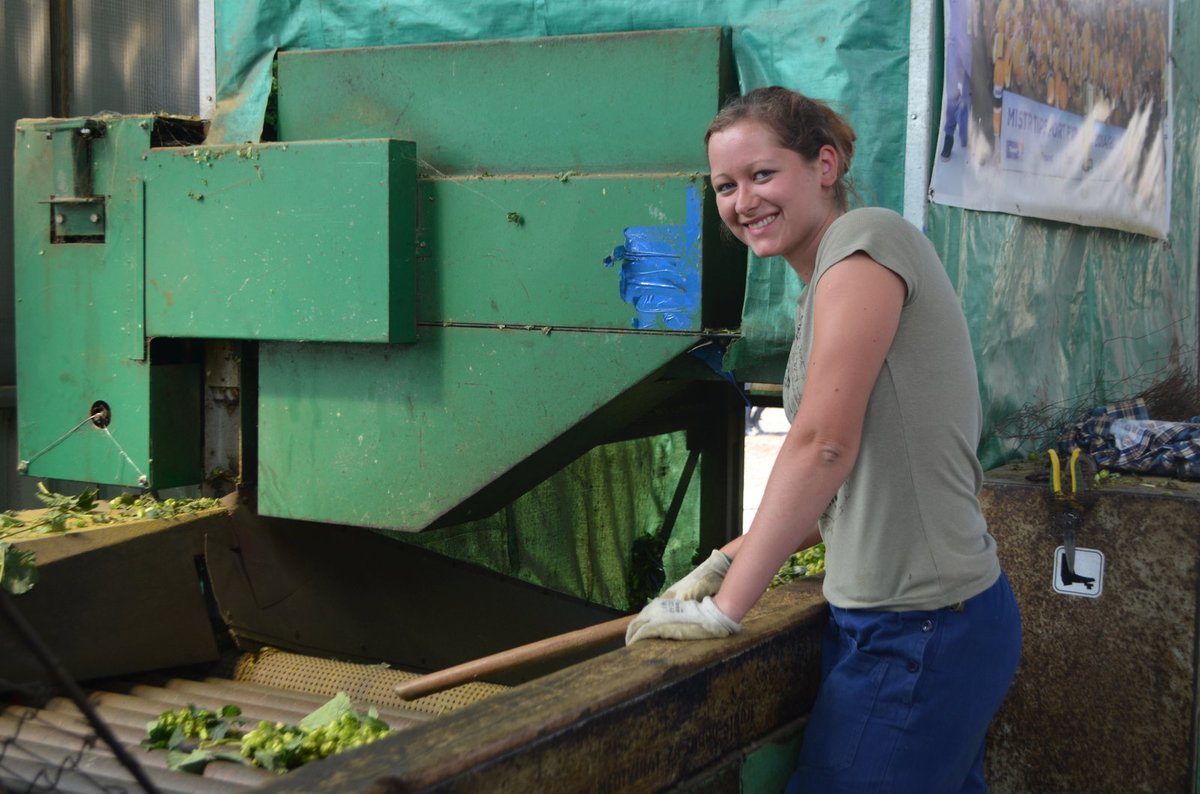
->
[197, 0, 217, 118]
[903, 0, 936, 231]
[0, 587, 162, 794]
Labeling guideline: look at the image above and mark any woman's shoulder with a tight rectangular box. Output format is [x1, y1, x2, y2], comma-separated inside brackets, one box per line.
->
[818, 208, 941, 298]
[821, 207, 932, 263]
[831, 207, 920, 239]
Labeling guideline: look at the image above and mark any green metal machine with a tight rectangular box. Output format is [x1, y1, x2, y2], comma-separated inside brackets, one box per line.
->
[12, 28, 749, 662]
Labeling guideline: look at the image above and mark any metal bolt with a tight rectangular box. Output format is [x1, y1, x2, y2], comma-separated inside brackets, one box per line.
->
[139, 120, 149, 129]
[89, 213, 101, 224]
[79, 127, 91, 137]
[55, 214, 65, 225]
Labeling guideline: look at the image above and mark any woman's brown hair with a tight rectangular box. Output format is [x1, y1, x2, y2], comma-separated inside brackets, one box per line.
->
[705, 86, 858, 210]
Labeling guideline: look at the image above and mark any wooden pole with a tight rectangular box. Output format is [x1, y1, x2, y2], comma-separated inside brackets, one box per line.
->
[395, 615, 634, 700]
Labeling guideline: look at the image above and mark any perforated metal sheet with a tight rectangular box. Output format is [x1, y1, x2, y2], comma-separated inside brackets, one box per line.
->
[229, 647, 510, 716]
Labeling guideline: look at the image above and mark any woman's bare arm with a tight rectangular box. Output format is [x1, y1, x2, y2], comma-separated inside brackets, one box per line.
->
[713, 253, 906, 621]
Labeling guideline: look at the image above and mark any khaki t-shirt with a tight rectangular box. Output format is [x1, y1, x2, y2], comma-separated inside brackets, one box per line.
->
[783, 207, 1000, 610]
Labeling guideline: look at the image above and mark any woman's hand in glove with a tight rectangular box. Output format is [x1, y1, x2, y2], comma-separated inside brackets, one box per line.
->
[625, 596, 741, 645]
[661, 549, 731, 601]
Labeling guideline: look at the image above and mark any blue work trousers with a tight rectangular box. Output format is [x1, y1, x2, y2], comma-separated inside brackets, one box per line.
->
[788, 572, 1022, 793]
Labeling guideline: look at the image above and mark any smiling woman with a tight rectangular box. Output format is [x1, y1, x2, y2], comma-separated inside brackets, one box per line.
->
[625, 85, 1023, 794]
[706, 90, 857, 280]
[706, 122, 837, 274]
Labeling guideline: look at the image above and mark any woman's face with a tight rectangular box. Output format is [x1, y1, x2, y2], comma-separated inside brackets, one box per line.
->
[707, 119, 839, 270]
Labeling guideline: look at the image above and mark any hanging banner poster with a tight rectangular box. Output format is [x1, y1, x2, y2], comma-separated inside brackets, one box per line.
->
[929, 0, 1172, 238]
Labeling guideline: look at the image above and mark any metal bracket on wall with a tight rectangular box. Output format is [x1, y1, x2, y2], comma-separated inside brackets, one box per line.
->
[38, 119, 107, 243]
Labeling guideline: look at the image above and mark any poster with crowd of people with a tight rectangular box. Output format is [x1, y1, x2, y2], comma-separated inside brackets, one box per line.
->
[929, 0, 1172, 238]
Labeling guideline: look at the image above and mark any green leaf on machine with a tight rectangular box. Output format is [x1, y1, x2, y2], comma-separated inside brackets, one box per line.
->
[143, 693, 395, 775]
[167, 747, 216, 773]
[2, 485, 224, 543]
[299, 691, 353, 731]
[35, 481, 98, 512]
[142, 704, 245, 751]
[0, 542, 39, 595]
[250, 746, 288, 773]
[28, 482, 100, 535]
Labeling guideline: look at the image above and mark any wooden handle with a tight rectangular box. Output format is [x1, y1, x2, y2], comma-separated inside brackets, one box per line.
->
[394, 615, 634, 700]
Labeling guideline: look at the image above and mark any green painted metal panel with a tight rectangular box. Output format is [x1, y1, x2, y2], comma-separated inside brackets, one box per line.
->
[144, 139, 416, 342]
[251, 30, 741, 532]
[740, 728, 803, 792]
[13, 116, 200, 488]
[256, 328, 704, 530]
[417, 175, 710, 331]
[148, 363, 204, 489]
[276, 28, 732, 175]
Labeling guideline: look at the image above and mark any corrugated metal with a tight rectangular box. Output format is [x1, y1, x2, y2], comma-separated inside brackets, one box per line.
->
[1, 1, 200, 509]
[0, 2, 50, 388]
[69, 0, 199, 118]
[1, 3, 51, 511]
[0, 651, 502, 793]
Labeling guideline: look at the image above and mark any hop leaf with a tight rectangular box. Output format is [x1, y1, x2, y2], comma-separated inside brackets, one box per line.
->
[0, 542, 39, 595]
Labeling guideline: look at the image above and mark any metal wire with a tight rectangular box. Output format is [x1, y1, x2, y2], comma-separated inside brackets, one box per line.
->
[0, 589, 159, 793]
[16, 414, 104, 475]
[0, 708, 134, 793]
[15, 413, 149, 487]
[99, 428, 148, 486]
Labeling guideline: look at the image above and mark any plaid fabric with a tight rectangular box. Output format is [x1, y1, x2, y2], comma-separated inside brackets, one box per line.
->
[1056, 397, 1200, 480]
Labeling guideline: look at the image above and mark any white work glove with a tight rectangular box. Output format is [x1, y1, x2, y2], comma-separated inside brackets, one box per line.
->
[625, 596, 741, 645]
[661, 549, 731, 601]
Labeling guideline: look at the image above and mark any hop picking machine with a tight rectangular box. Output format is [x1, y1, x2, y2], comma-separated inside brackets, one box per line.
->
[4, 28, 832, 791]
[11, 22, 1200, 792]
